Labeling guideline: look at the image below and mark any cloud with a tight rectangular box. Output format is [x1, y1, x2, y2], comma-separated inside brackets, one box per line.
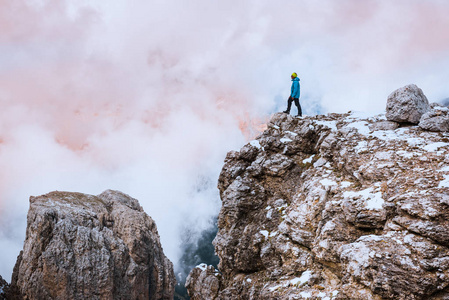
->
[1, 0, 449, 279]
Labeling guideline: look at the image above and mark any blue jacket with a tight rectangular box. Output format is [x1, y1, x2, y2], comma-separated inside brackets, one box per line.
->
[291, 77, 300, 98]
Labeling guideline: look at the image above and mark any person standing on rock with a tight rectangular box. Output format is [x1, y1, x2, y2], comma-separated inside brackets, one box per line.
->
[283, 72, 302, 116]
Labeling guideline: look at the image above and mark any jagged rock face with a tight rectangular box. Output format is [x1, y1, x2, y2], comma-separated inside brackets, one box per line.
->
[187, 112, 449, 300]
[419, 106, 449, 132]
[0, 275, 7, 300]
[0, 274, 21, 300]
[386, 84, 430, 124]
[185, 264, 222, 300]
[11, 190, 175, 300]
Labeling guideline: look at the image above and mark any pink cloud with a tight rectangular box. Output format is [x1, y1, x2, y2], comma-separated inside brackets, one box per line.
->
[1, 0, 449, 279]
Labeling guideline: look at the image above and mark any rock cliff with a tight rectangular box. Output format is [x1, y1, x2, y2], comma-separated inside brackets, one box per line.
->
[0, 275, 7, 299]
[11, 190, 175, 300]
[187, 86, 449, 299]
[0, 275, 20, 300]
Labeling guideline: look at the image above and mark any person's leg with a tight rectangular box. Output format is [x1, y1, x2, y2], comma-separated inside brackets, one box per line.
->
[294, 98, 302, 116]
[283, 96, 293, 113]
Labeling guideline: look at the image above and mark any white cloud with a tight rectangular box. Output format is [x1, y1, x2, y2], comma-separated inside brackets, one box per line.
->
[1, 0, 449, 280]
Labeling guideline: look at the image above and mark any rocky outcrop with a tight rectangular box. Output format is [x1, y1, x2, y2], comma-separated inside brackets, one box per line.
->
[187, 110, 449, 300]
[185, 264, 222, 300]
[386, 84, 430, 124]
[419, 106, 449, 132]
[0, 275, 7, 300]
[0, 274, 21, 300]
[11, 190, 175, 300]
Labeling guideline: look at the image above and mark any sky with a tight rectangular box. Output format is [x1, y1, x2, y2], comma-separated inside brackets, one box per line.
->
[1, 0, 449, 280]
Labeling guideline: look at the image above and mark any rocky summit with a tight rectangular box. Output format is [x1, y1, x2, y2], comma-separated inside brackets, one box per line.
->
[187, 86, 449, 299]
[10, 190, 175, 300]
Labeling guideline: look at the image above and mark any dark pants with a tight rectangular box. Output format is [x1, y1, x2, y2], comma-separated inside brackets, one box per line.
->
[285, 96, 302, 116]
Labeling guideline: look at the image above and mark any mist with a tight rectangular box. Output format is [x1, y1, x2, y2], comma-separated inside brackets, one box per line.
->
[1, 0, 449, 280]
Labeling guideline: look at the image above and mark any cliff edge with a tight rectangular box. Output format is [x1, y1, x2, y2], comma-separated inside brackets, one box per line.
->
[187, 85, 449, 299]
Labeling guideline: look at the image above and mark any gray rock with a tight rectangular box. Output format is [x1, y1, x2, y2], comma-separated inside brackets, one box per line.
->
[0, 275, 7, 300]
[0, 274, 21, 300]
[341, 232, 449, 300]
[369, 120, 399, 131]
[419, 107, 449, 132]
[188, 111, 449, 300]
[386, 84, 430, 124]
[10, 190, 175, 300]
[186, 264, 221, 300]
[342, 193, 387, 229]
[431, 102, 445, 109]
[262, 153, 293, 176]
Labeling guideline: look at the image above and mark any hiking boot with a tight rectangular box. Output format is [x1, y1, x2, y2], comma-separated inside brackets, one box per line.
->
[283, 110, 290, 114]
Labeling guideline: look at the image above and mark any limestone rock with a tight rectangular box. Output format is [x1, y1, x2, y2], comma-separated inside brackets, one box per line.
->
[386, 84, 430, 124]
[0, 274, 21, 300]
[185, 264, 221, 300]
[11, 190, 175, 300]
[431, 102, 446, 109]
[341, 232, 449, 300]
[188, 111, 449, 300]
[368, 120, 399, 131]
[419, 107, 449, 132]
[0, 275, 7, 300]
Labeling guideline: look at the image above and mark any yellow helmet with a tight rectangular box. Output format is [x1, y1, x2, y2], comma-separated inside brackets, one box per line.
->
[291, 72, 297, 78]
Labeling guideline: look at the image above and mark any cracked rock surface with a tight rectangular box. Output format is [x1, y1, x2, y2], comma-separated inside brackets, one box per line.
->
[11, 190, 175, 300]
[386, 84, 430, 124]
[419, 106, 449, 132]
[188, 111, 449, 300]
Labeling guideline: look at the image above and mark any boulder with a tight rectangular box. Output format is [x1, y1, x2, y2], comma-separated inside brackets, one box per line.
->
[419, 107, 449, 132]
[386, 84, 430, 124]
[185, 264, 221, 300]
[10, 190, 175, 300]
